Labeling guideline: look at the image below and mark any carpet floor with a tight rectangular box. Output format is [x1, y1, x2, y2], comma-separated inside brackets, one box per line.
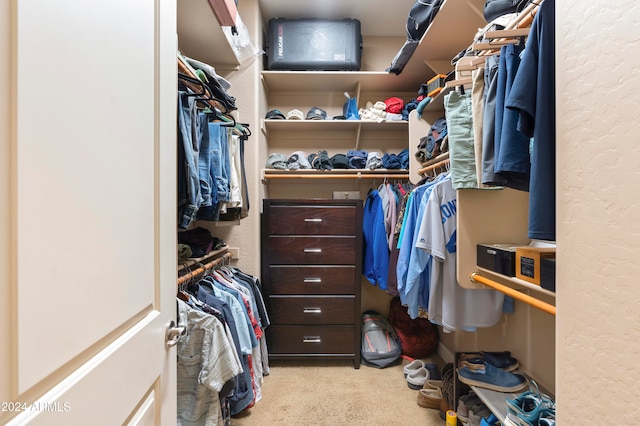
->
[231, 357, 445, 426]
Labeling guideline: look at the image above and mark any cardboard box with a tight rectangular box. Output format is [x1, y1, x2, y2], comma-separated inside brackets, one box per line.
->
[515, 247, 556, 285]
[477, 243, 518, 277]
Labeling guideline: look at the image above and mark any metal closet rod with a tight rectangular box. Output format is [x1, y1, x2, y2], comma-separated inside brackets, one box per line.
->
[177, 251, 233, 286]
[470, 271, 556, 316]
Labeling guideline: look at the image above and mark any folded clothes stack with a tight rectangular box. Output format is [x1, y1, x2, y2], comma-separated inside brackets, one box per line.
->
[265, 149, 410, 171]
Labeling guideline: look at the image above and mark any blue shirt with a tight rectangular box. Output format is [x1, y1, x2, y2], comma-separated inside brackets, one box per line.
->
[363, 190, 389, 290]
[506, 0, 556, 240]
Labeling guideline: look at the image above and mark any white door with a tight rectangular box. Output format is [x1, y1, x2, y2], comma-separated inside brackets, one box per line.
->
[0, 0, 178, 424]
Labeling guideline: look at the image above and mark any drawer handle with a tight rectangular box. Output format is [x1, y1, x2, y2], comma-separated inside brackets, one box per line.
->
[304, 248, 322, 253]
[304, 218, 323, 223]
[303, 308, 322, 314]
[304, 278, 322, 283]
[303, 336, 321, 343]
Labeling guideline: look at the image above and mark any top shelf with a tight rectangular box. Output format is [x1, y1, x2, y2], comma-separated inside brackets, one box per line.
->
[401, 0, 487, 76]
[177, 0, 240, 69]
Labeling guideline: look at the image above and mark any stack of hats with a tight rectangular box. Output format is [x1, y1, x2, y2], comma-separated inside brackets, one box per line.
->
[265, 107, 328, 121]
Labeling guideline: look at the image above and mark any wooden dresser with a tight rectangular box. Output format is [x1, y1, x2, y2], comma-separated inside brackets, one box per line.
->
[261, 199, 363, 368]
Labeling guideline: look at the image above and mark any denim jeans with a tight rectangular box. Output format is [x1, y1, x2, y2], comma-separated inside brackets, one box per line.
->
[177, 91, 201, 228]
[197, 122, 230, 221]
[197, 112, 214, 208]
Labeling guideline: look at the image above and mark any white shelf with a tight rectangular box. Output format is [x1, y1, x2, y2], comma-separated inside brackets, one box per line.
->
[471, 379, 554, 423]
[401, 0, 487, 76]
[177, 0, 240, 69]
[262, 119, 408, 132]
[262, 168, 410, 180]
[261, 71, 421, 93]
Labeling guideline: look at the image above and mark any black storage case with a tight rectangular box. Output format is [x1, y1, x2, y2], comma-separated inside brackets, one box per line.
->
[477, 243, 517, 277]
[266, 18, 362, 71]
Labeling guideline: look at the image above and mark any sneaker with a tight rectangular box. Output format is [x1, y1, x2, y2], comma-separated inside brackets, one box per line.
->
[536, 407, 556, 426]
[468, 406, 492, 426]
[480, 414, 500, 426]
[506, 391, 555, 425]
[456, 392, 481, 423]
[458, 360, 528, 392]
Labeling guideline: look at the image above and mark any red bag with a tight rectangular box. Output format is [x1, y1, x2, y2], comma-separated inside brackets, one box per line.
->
[388, 297, 439, 359]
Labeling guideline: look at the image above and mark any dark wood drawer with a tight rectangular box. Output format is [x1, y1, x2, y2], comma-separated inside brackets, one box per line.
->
[268, 266, 356, 295]
[268, 236, 356, 264]
[268, 205, 357, 236]
[267, 325, 355, 354]
[268, 296, 355, 324]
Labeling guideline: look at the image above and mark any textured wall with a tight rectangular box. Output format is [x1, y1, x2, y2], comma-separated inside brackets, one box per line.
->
[557, 1, 640, 424]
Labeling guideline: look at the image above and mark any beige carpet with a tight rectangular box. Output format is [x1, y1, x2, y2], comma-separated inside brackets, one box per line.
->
[231, 357, 445, 426]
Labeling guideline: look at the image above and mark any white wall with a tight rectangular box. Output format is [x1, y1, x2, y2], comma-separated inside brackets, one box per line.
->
[556, 1, 640, 424]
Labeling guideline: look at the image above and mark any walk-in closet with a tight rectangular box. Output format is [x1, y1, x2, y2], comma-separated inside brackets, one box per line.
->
[1, 0, 639, 425]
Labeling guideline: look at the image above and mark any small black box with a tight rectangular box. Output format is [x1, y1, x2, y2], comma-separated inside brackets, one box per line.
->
[266, 18, 362, 71]
[540, 258, 556, 292]
[477, 244, 517, 277]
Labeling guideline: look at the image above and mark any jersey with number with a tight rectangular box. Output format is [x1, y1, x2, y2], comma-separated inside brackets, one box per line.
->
[415, 177, 504, 331]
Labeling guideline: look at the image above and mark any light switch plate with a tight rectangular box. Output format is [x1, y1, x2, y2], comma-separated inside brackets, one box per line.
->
[332, 191, 360, 200]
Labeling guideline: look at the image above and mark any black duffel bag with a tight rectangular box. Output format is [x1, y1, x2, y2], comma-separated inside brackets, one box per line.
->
[483, 0, 529, 22]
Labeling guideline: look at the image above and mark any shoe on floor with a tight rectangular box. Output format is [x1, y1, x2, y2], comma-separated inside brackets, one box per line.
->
[417, 387, 442, 409]
[458, 360, 528, 392]
[424, 362, 442, 380]
[403, 358, 424, 377]
[406, 367, 429, 390]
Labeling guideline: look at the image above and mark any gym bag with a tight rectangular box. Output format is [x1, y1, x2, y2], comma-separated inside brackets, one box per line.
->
[361, 310, 402, 368]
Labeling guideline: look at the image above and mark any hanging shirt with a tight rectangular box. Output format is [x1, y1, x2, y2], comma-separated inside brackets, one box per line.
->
[506, 0, 556, 240]
[415, 177, 504, 332]
[362, 189, 389, 290]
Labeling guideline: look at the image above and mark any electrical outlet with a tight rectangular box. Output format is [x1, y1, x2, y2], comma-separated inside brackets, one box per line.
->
[332, 191, 360, 200]
[228, 247, 240, 259]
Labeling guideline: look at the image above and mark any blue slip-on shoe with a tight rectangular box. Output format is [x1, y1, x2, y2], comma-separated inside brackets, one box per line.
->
[483, 351, 520, 372]
[457, 361, 528, 392]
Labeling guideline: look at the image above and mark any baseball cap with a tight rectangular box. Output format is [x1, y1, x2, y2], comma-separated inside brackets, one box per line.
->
[265, 109, 286, 120]
[306, 107, 327, 120]
[286, 109, 304, 120]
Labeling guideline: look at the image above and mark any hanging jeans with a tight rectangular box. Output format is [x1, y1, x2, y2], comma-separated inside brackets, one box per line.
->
[197, 122, 230, 221]
[177, 92, 201, 229]
[493, 43, 530, 191]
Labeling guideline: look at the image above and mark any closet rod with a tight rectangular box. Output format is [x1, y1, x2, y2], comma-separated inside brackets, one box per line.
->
[177, 56, 228, 114]
[263, 173, 410, 180]
[470, 271, 556, 316]
[418, 158, 450, 176]
[177, 251, 233, 286]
